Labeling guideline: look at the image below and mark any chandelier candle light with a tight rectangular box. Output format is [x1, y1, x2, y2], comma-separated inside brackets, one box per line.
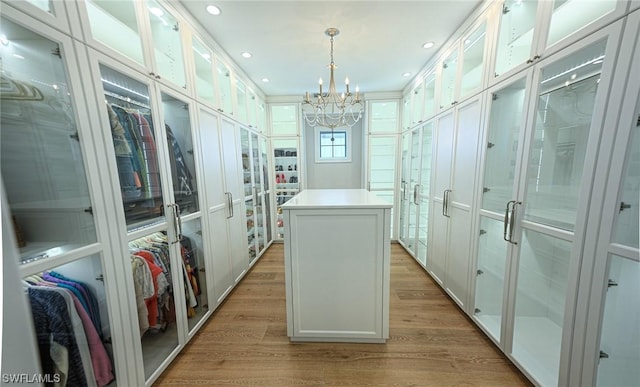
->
[303, 28, 363, 130]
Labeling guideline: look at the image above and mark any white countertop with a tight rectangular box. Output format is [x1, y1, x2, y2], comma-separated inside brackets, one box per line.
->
[281, 189, 392, 209]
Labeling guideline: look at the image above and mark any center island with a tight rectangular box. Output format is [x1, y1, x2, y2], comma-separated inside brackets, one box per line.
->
[280, 189, 392, 343]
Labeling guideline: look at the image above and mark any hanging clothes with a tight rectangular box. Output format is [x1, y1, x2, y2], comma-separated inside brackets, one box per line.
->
[28, 287, 88, 387]
[165, 124, 194, 198]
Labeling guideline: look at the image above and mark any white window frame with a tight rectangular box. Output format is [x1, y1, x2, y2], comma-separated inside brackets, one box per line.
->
[315, 126, 352, 163]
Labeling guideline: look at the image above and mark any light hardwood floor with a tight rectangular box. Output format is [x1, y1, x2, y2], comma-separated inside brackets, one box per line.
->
[155, 243, 532, 386]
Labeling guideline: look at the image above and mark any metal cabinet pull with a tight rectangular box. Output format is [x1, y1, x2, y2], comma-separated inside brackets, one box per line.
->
[402, 181, 409, 201]
[413, 185, 420, 205]
[167, 204, 179, 244]
[175, 203, 183, 241]
[225, 192, 232, 219]
[503, 200, 516, 242]
[508, 201, 521, 244]
[443, 189, 452, 217]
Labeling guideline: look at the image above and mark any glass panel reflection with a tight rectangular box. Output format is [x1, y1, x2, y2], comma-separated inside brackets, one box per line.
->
[407, 129, 421, 251]
[460, 22, 486, 97]
[181, 219, 208, 333]
[147, 0, 186, 88]
[0, 18, 97, 263]
[524, 39, 606, 231]
[215, 58, 233, 114]
[161, 93, 198, 215]
[370, 137, 397, 190]
[24, 254, 116, 386]
[271, 105, 298, 135]
[101, 65, 165, 229]
[612, 121, 639, 249]
[192, 36, 215, 105]
[474, 216, 507, 341]
[482, 78, 527, 213]
[597, 255, 640, 387]
[547, 0, 617, 48]
[370, 101, 398, 133]
[129, 232, 178, 380]
[495, 0, 538, 77]
[423, 73, 436, 119]
[86, 0, 144, 65]
[440, 50, 458, 107]
[512, 229, 571, 387]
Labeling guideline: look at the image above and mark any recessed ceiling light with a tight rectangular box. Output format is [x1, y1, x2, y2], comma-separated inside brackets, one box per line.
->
[422, 41, 435, 49]
[206, 5, 221, 15]
[402, 72, 412, 77]
[241, 52, 252, 59]
[261, 78, 270, 83]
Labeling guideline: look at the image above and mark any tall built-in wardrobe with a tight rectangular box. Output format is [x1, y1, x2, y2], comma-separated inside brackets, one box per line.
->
[397, 1, 640, 386]
[2, 1, 639, 387]
[1, 0, 271, 385]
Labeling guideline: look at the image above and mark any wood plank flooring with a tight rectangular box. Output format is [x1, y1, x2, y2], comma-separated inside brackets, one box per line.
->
[154, 243, 532, 386]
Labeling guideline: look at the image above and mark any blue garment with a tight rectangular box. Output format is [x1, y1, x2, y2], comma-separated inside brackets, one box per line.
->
[29, 287, 88, 387]
[48, 271, 103, 339]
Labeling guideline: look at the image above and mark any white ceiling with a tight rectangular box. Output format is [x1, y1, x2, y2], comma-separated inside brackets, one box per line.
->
[179, 1, 483, 97]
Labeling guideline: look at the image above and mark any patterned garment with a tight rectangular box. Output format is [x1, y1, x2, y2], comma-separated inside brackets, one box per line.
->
[29, 287, 88, 387]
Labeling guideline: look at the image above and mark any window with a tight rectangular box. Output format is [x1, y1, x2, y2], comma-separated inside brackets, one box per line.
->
[315, 127, 351, 162]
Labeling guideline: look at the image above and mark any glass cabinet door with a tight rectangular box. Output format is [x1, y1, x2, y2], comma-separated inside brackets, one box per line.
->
[85, 0, 145, 65]
[247, 90, 258, 129]
[260, 137, 272, 243]
[191, 36, 215, 106]
[129, 231, 179, 381]
[417, 122, 433, 266]
[146, 0, 186, 89]
[402, 90, 411, 130]
[251, 132, 264, 261]
[161, 93, 198, 215]
[439, 49, 459, 108]
[369, 101, 398, 133]
[423, 72, 436, 119]
[100, 65, 165, 230]
[546, 0, 618, 49]
[398, 133, 411, 244]
[406, 128, 421, 253]
[481, 77, 528, 214]
[495, 0, 540, 78]
[180, 219, 209, 333]
[0, 17, 97, 263]
[235, 79, 248, 124]
[612, 120, 639, 249]
[510, 35, 614, 387]
[597, 255, 640, 386]
[215, 57, 233, 114]
[412, 83, 424, 125]
[257, 97, 267, 132]
[523, 39, 607, 231]
[241, 129, 252, 198]
[271, 104, 298, 135]
[273, 138, 299, 239]
[460, 22, 487, 98]
[369, 136, 397, 238]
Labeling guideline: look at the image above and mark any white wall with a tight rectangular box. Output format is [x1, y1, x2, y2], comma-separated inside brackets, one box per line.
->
[304, 120, 363, 189]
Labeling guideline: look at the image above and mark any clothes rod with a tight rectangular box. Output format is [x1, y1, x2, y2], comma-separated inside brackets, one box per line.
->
[104, 90, 150, 109]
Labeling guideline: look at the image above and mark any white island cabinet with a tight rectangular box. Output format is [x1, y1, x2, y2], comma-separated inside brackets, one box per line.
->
[281, 189, 392, 343]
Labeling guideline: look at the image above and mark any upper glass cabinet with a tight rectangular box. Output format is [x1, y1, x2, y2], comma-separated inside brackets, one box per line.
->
[495, 0, 540, 78]
[215, 56, 233, 114]
[235, 78, 248, 124]
[191, 36, 216, 106]
[85, 0, 145, 65]
[423, 72, 436, 119]
[546, 0, 618, 49]
[460, 22, 487, 98]
[369, 101, 399, 133]
[439, 48, 459, 108]
[411, 82, 424, 125]
[270, 104, 298, 136]
[0, 17, 97, 263]
[146, 0, 187, 89]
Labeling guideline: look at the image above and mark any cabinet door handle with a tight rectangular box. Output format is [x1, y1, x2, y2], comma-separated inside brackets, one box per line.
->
[402, 181, 409, 201]
[443, 189, 452, 217]
[413, 185, 419, 205]
[503, 200, 515, 242]
[175, 203, 183, 241]
[509, 201, 522, 244]
[229, 192, 234, 218]
[226, 192, 232, 219]
[167, 204, 179, 244]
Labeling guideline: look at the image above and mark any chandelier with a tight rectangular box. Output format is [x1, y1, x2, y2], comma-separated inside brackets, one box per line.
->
[302, 28, 363, 129]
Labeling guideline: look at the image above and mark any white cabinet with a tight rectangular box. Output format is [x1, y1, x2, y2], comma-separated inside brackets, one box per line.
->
[491, 0, 625, 82]
[282, 189, 391, 343]
[428, 96, 483, 309]
[472, 20, 627, 386]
